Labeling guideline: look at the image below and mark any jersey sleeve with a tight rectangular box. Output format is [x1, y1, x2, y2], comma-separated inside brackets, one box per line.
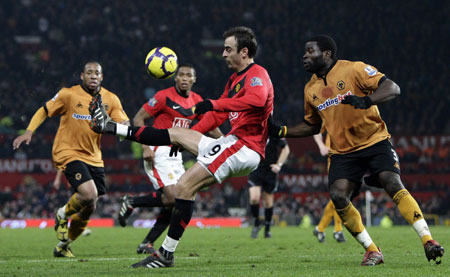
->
[353, 61, 385, 93]
[108, 94, 129, 122]
[211, 72, 271, 112]
[303, 85, 322, 125]
[191, 111, 228, 134]
[142, 91, 166, 117]
[45, 88, 68, 117]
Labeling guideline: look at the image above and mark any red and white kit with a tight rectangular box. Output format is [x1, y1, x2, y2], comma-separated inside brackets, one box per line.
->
[193, 64, 274, 182]
[142, 86, 204, 188]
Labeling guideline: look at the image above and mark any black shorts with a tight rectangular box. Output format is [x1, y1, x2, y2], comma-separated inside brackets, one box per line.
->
[328, 139, 401, 187]
[248, 168, 278, 194]
[64, 160, 106, 196]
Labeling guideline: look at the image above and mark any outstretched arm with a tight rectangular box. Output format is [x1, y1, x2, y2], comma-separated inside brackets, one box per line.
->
[268, 116, 321, 138]
[13, 107, 48, 149]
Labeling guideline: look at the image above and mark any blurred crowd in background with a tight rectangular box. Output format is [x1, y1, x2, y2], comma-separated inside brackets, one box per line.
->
[1, 0, 449, 226]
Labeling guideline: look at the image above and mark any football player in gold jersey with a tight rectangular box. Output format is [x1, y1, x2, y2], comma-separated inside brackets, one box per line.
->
[13, 61, 129, 257]
[269, 35, 443, 265]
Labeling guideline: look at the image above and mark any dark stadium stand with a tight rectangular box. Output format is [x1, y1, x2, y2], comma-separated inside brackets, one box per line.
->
[1, 0, 448, 226]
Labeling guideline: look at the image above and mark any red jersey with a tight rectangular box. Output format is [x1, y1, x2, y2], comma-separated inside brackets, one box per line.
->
[192, 63, 274, 158]
[143, 86, 204, 129]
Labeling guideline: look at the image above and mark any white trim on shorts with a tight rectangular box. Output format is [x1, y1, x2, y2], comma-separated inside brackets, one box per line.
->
[197, 135, 260, 183]
[143, 145, 185, 190]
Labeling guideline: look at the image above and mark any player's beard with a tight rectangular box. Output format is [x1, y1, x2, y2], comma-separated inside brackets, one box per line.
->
[306, 56, 327, 75]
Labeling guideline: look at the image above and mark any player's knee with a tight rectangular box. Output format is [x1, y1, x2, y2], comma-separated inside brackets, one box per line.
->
[174, 182, 195, 200]
[249, 198, 259, 205]
[378, 172, 404, 197]
[329, 190, 350, 209]
[77, 191, 98, 206]
[163, 192, 176, 206]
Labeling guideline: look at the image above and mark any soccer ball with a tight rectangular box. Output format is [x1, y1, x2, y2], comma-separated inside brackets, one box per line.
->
[145, 47, 178, 79]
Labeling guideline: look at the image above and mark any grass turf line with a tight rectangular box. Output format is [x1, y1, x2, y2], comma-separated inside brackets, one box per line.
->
[0, 226, 448, 276]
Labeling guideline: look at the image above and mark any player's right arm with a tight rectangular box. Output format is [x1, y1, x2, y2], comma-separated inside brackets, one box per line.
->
[133, 107, 155, 163]
[13, 107, 48, 149]
[268, 84, 322, 138]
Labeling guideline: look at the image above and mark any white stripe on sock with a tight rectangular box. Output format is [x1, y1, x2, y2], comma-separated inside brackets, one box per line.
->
[413, 218, 431, 238]
[57, 206, 66, 219]
[355, 229, 373, 249]
[162, 235, 179, 252]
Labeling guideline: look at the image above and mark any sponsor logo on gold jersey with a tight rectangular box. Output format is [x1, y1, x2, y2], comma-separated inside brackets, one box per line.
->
[316, 91, 352, 111]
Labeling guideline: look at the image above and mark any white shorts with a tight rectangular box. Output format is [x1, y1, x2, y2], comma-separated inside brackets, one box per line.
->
[143, 145, 185, 190]
[197, 135, 261, 183]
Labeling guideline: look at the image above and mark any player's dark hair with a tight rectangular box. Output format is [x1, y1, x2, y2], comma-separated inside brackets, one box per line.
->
[223, 26, 258, 58]
[83, 61, 102, 73]
[307, 35, 337, 60]
[177, 63, 196, 77]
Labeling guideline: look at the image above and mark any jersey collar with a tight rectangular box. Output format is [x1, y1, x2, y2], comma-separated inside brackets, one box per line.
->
[81, 83, 101, 96]
[236, 63, 255, 76]
[174, 86, 190, 98]
[315, 59, 338, 86]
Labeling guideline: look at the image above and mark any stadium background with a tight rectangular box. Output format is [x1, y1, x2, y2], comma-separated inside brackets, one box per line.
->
[0, 0, 448, 229]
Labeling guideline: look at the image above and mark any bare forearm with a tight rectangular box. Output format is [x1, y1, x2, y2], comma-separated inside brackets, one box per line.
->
[286, 122, 321, 137]
[277, 145, 290, 165]
[133, 108, 151, 126]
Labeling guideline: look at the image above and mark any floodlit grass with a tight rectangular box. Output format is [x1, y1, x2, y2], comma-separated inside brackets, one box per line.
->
[0, 226, 448, 276]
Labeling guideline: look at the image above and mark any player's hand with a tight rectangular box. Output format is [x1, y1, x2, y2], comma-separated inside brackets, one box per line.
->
[194, 100, 213, 115]
[341, 95, 373, 109]
[268, 116, 287, 138]
[270, 163, 281, 173]
[319, 145, 330, 156]
[142, 146, 155, 163]
[169, 145, 184, 157]
[13, 130, 33, 150]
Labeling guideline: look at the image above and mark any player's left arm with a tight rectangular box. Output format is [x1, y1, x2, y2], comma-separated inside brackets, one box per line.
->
[109, 94, 130, 125]
[342, 62, 400, 109]
[368, 78, 401, 105]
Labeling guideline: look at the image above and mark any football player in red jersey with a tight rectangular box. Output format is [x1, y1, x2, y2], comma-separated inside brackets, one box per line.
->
[89, 26, 274, 269]
[117, 64, 222, 255]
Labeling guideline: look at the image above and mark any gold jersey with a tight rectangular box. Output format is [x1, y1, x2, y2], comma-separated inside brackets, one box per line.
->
[45, 85, 128, 169]
[304, 60, 390, 154]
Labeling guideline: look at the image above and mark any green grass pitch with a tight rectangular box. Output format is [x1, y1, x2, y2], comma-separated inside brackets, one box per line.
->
[0, 226, 448, 276]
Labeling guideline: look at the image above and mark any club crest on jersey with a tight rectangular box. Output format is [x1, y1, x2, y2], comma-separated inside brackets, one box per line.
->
[172, 117, 192, 128]
[364, 66, 377, 76]
[337, 81, 345, 90]
[104, 103, 109, 111]
[148, 97, 157, 107]
[250, 77, 263, 87]
[229, 112, 239, 121]
[316, 91, 352, 111]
